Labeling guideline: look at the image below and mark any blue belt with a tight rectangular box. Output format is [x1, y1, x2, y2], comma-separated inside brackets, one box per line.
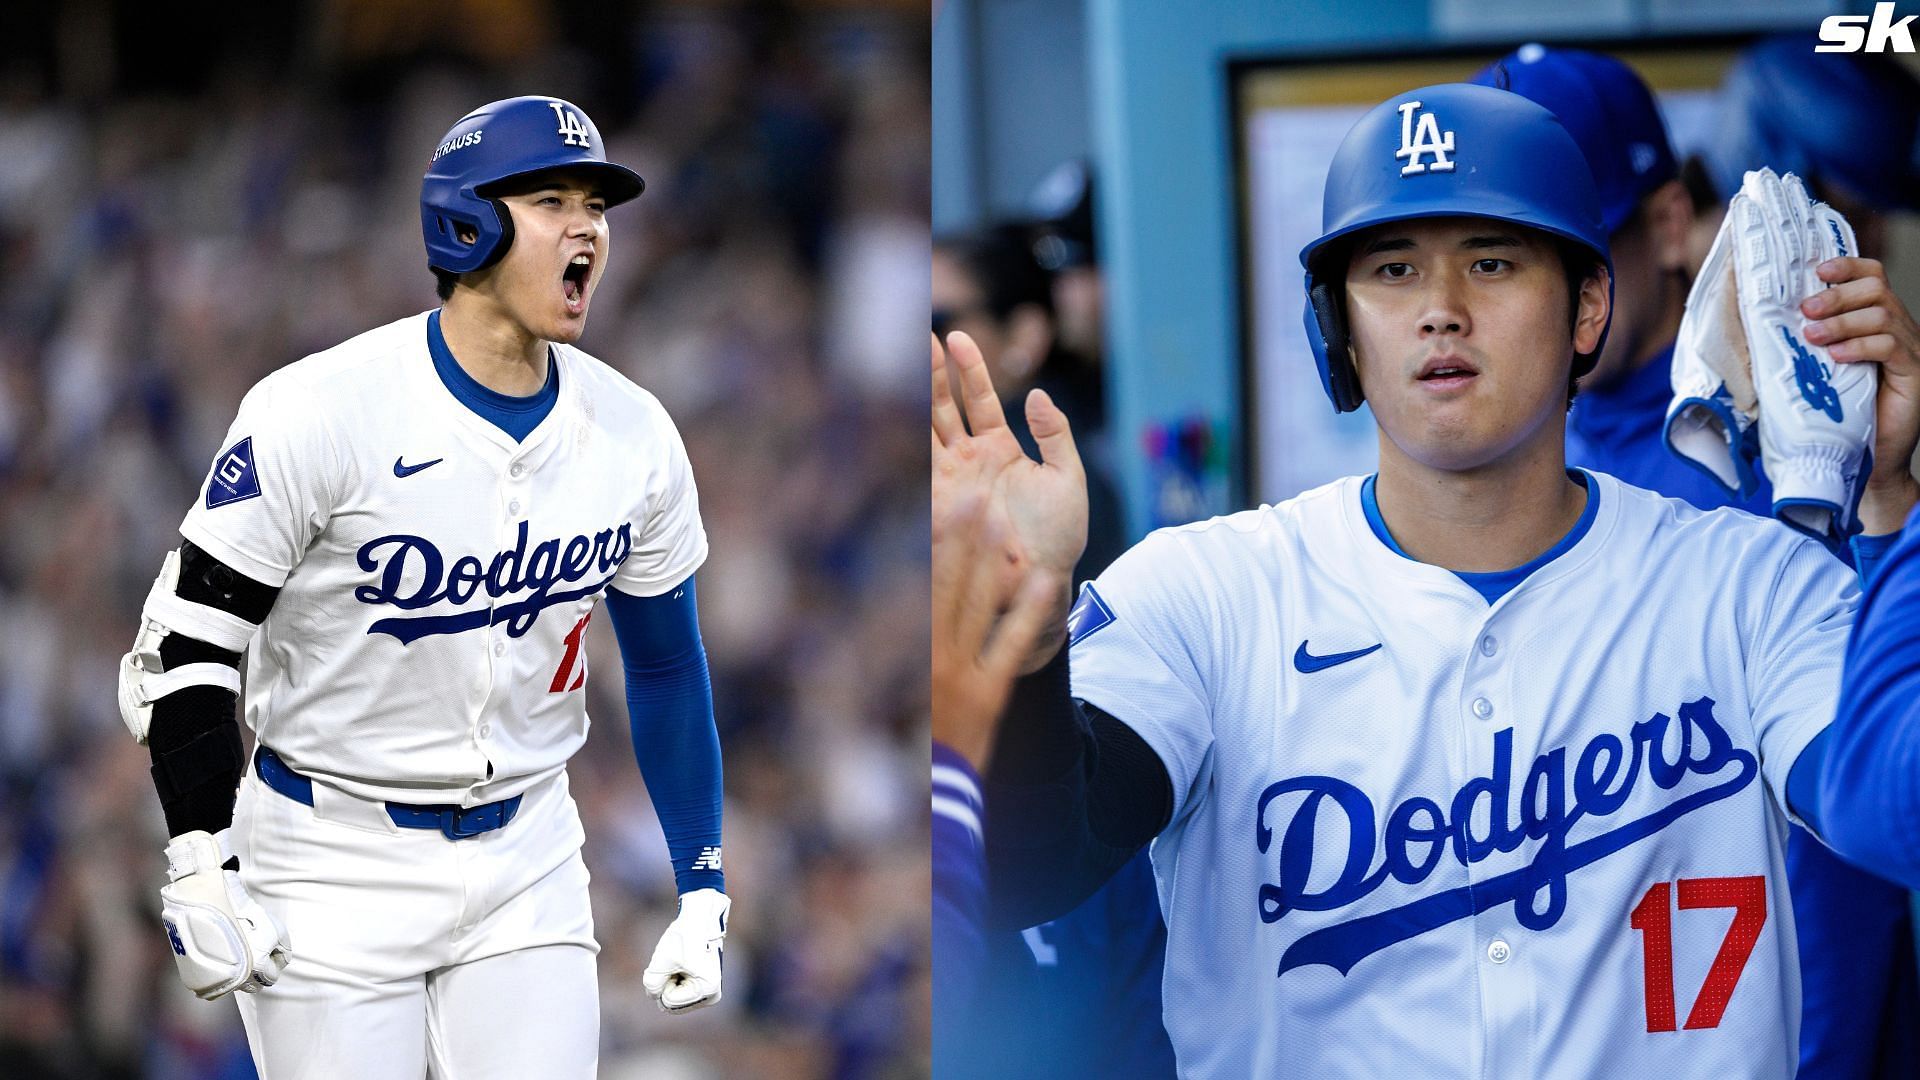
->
[253, 746, 523, 841]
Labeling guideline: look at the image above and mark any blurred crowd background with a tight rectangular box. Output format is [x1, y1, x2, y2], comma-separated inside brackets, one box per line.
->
[0, 1, 929, 1078]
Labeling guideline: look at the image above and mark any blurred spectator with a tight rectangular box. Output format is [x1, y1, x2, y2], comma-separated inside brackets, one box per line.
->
[1025, 160, 1103, 373]
[1682, 33, 1920, 271]
[0, 5, 929, 1079]
[932, 224, 1123, 580]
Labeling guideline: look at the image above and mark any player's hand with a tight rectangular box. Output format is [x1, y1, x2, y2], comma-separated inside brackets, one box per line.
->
[1802, 254, 1920, 534]
[643, 888, 728, 1014]
[932, 331, 1087, 670]
[932, 482, 1061, 770]
[159, 830, 291, 1001]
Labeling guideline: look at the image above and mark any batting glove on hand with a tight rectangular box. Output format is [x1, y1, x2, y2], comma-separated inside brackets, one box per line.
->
[643, 888, 728, 1014]
[1666, 206, 1761, 496]
[1734, 168, 1877, 540]
[160, 829, 290, 1001]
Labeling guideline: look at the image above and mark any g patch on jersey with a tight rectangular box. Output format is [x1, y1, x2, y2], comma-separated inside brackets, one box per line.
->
[1068, 582, 1115, 646]
[205, 437, 262, 508]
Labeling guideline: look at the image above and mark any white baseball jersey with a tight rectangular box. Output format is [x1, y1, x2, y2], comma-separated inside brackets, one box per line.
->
[1068, 470, 1852, 1079]
[180, 310, 706, 806]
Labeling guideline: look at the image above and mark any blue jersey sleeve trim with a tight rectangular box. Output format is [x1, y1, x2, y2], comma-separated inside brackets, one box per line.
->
[605, 578, 724, 894]
[1785, 727, 1830, 836]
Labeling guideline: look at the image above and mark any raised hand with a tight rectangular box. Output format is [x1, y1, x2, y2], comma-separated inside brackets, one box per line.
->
[932, 331, 1088, 670]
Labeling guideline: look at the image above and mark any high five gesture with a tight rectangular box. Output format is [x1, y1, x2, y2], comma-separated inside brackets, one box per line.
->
[931, 331, 1089, 670]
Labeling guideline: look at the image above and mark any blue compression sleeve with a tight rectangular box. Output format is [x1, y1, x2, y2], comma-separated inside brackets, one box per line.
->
[1820, 516, 1920, 886]
[605, 578, 724, 895]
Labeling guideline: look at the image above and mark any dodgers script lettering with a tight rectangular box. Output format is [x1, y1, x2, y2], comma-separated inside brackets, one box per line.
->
[354, 520, 631, 643]
[1254, 697, 1755, 975]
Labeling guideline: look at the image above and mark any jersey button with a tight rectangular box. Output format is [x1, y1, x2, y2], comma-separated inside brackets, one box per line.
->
[510, 463, 525, 478]
[479, 724, 492, 738]
[1472, 696, 1494, 720]
[508, 499, 522, 515]
[1487, 939, 1511, 964]
[493, 641, 506, 657]
[1480, 635, 1498, 657]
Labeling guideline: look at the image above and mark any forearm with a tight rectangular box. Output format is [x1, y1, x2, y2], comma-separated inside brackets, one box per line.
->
[606, 583, 724, 894]
[1857, 471, 1920, 539]
[982, 646, 1172, 929]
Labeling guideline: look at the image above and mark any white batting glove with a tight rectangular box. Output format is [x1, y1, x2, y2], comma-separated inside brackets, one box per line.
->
[1734, 168, 1877, 540]
[1665, 207, 1760, 496]
[643, 888, 729, 1014]
[160, 829, 291, 1001]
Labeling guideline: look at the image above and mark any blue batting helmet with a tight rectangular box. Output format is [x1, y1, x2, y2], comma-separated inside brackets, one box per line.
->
[1299, 83, 1613, 413]
[421, 96, 646, 275]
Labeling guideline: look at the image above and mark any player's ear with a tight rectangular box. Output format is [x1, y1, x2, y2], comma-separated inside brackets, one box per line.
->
[1572, 264, 1610, 357]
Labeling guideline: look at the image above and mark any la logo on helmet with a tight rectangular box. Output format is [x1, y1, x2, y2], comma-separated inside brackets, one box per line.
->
[550, 102, 592, 148]
[1396, 101, 1456, 177]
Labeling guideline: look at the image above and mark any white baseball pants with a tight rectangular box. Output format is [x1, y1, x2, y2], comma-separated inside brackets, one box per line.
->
[230, 764, 600, 1079]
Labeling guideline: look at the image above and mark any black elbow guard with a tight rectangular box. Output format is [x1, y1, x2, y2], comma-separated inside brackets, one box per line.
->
[119, 542, 278, 836]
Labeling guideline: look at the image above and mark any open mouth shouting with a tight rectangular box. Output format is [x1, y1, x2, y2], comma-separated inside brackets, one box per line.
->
[562, 252, 594, 315]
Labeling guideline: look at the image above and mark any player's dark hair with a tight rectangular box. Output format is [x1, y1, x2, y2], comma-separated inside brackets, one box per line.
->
[433, 267, 459, 301]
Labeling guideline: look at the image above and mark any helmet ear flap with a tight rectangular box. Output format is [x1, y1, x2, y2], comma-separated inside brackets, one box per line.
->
[471, 198, 514, 272]
[1306, 277, 1364, 414]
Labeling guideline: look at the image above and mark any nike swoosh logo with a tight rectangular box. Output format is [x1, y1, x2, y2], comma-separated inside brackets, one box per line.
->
[1293, 640, 1383, 673]
[393, 457, 444, 478]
